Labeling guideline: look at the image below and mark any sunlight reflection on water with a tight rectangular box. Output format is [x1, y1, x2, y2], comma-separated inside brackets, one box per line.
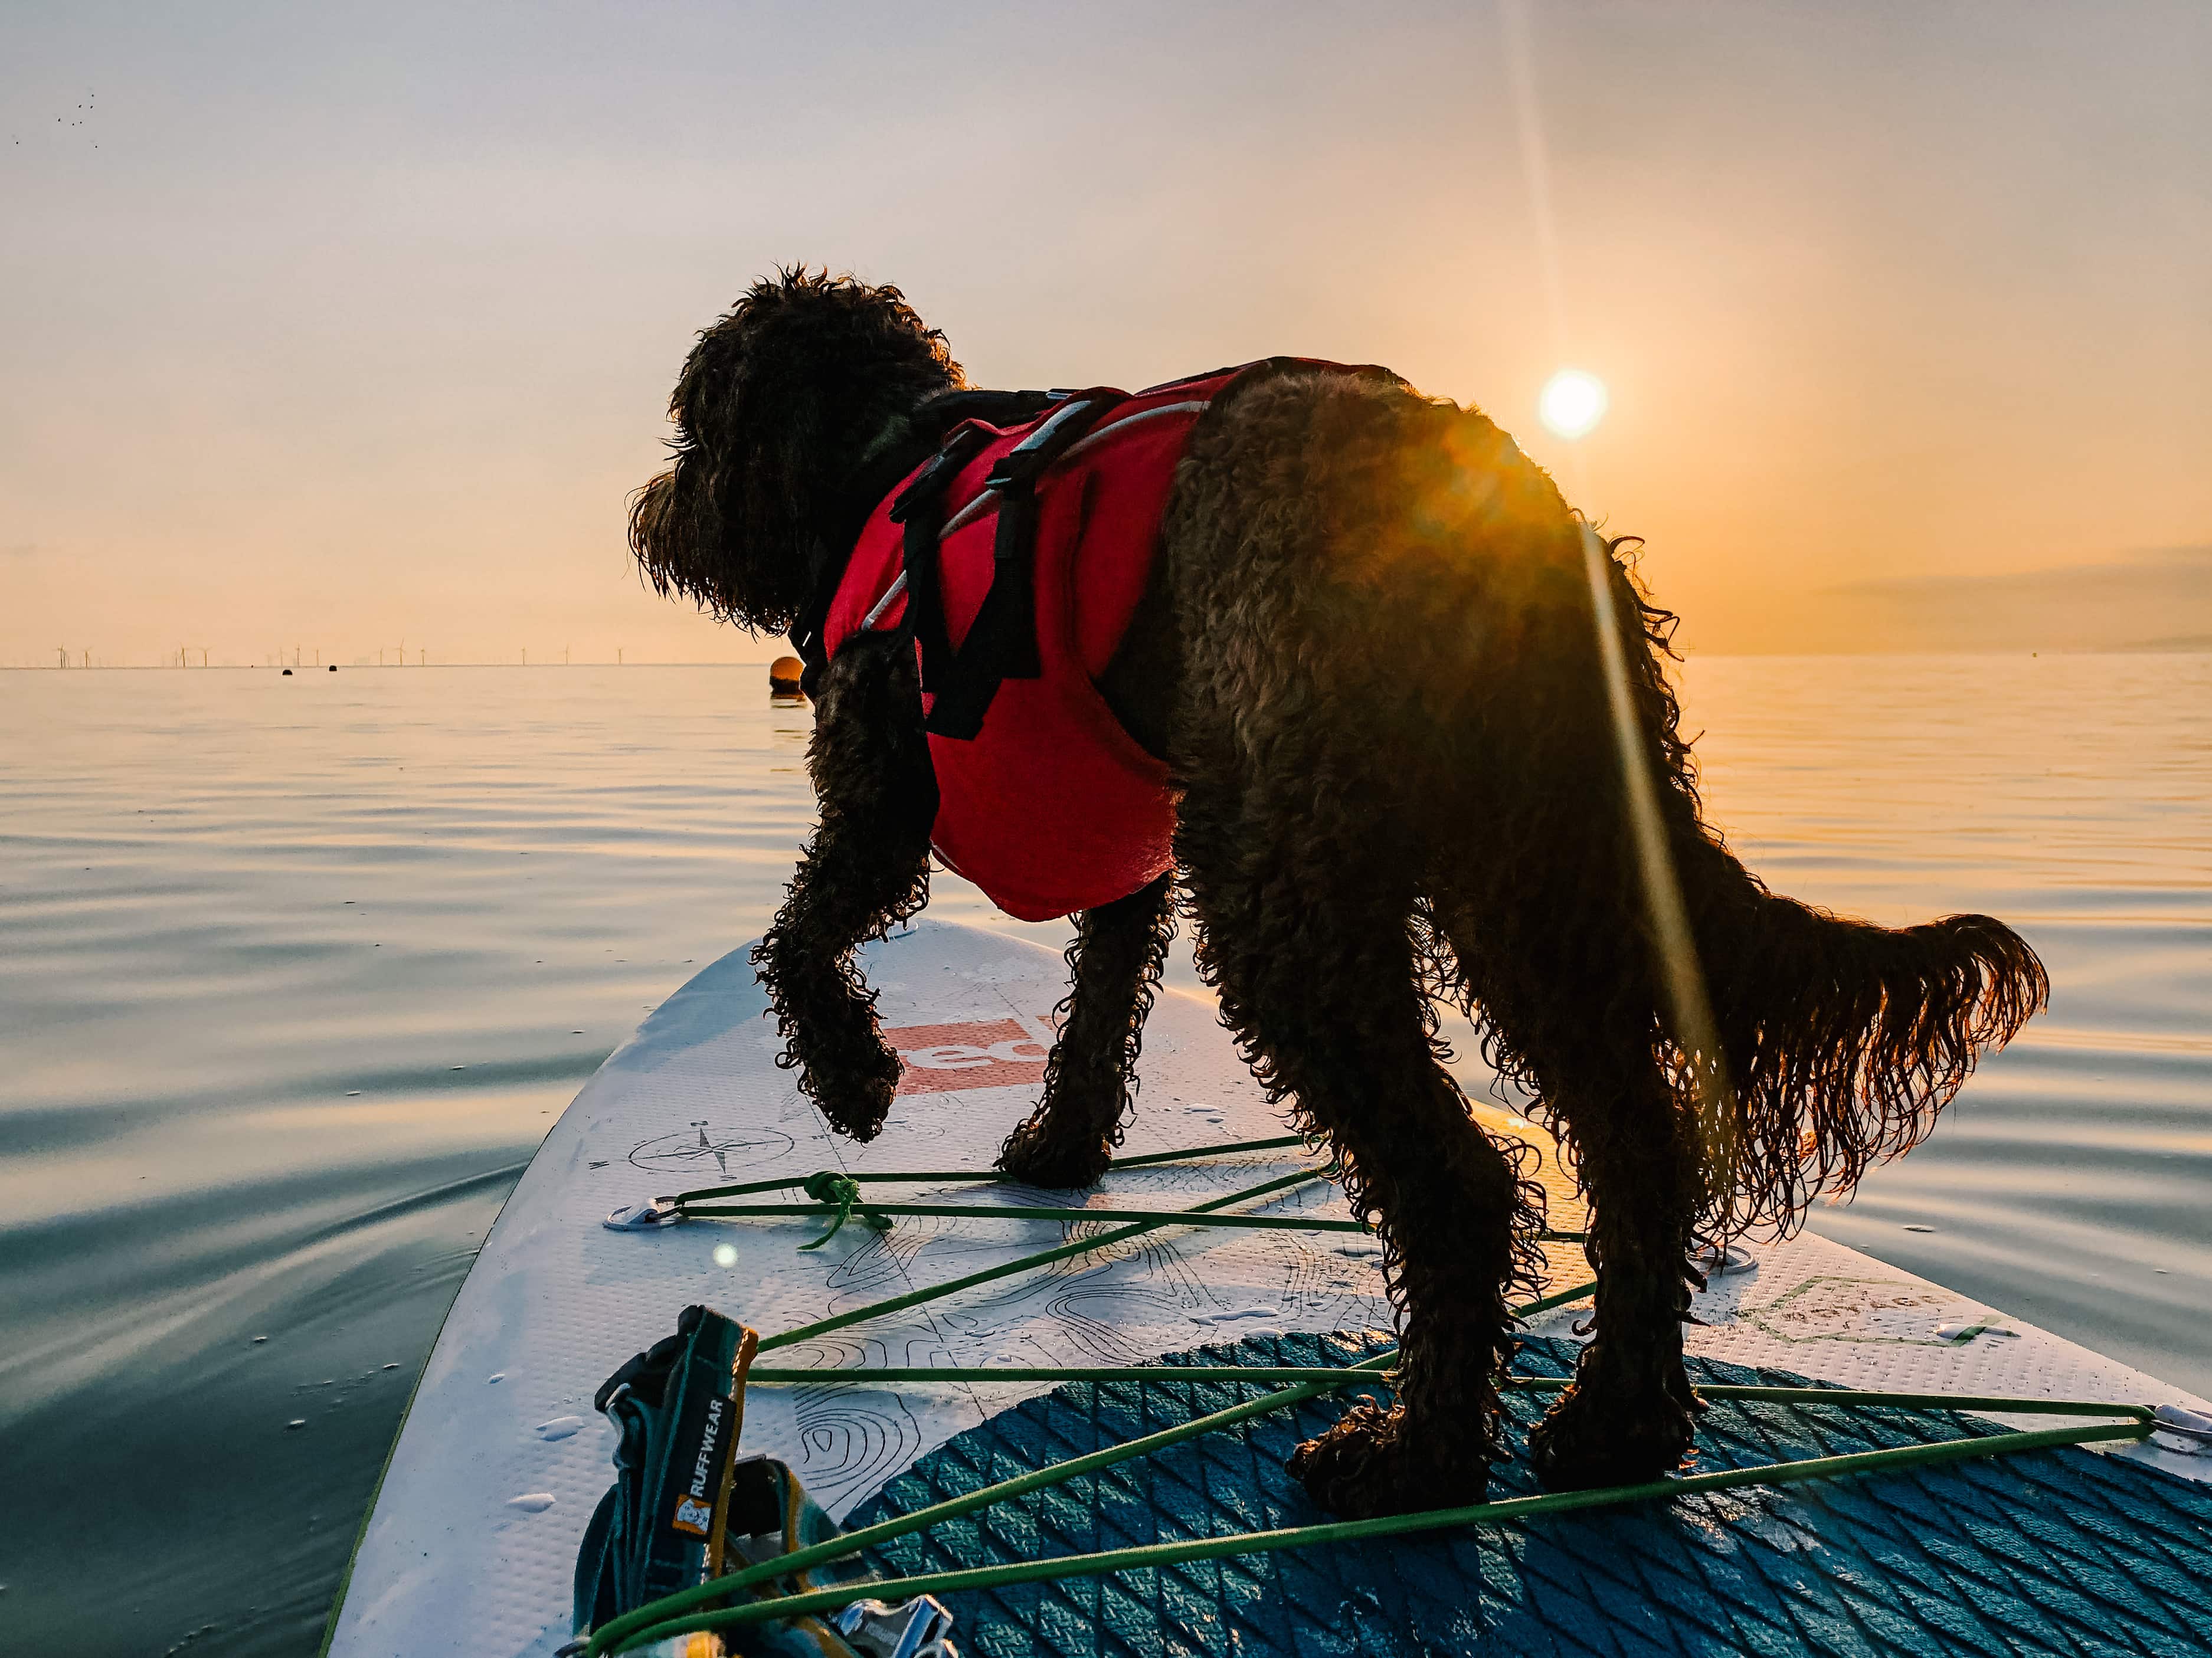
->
[0, 655, 2204, 1653]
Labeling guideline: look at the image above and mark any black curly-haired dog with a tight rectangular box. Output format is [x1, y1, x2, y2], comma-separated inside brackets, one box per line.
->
[629, 268, 2047, 1519]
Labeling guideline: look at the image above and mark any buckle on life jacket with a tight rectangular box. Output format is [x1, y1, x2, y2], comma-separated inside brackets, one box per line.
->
[898, 392, 1124, 741]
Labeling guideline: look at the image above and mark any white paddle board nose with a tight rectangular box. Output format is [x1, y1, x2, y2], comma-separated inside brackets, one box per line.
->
[603, 1198, 683, 1231]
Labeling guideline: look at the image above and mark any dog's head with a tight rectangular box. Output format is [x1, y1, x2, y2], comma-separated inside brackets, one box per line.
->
[629, 267, 964, 635]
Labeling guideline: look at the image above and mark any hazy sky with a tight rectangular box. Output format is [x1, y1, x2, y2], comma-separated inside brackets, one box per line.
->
[5, 1, 2207, 666]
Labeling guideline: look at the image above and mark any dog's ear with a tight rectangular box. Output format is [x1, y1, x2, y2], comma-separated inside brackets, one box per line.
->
[630, 267, 964, 635]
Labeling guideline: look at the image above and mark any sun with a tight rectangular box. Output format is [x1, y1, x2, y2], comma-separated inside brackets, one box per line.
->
[1539, 369, 1609, 440]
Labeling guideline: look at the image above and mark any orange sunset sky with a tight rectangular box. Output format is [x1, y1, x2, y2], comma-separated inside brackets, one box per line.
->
[4, 1, 2207, 667]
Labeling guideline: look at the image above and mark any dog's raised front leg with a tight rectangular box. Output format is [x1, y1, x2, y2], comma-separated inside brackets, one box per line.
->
[996, 872, 1176, 1189]
[753, 631, 936, 1142]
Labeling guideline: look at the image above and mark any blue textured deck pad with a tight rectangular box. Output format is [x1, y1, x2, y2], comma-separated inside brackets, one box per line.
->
[843, 1333, 2212, 1657]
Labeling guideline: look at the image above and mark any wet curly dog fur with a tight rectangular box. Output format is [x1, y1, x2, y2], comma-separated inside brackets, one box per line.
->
[629, 268, 2049, 1518]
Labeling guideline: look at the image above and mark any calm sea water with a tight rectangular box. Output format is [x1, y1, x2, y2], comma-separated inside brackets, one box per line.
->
[2, 657, 2206, 1654]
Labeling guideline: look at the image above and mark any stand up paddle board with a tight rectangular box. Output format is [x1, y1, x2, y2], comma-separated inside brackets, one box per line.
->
[322, 921, 2212, 1658]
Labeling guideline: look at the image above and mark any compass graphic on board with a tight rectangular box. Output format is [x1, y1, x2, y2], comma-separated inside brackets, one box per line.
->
[629, 1120, 795, 1179]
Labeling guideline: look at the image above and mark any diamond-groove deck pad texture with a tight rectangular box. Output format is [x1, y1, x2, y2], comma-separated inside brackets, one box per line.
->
[845, 1333, 2212, 1658]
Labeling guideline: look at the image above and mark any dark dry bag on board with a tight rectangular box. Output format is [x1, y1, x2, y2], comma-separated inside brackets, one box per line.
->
[571, 1303, 954, 1658]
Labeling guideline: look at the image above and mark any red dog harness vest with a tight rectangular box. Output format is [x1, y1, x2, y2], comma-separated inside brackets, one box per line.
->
[820, 359, 1372, 922]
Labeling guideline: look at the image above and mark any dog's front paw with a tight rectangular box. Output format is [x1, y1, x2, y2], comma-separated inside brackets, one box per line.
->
[994, 1117, 1114, 1189]
[811, 1054, 898, 1142]
[1288, 1401, 1488, 1519]
[1527, 1377, 1697, 1491]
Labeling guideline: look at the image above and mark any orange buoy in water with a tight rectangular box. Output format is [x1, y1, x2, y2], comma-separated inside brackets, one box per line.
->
[768, 655, 804, 697]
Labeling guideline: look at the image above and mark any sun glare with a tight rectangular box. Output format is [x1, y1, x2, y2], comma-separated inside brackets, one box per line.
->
[1539, 369, 1608, 440]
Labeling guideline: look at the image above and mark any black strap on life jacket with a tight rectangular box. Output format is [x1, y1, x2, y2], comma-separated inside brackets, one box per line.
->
[788, 390, 1058, 702]
[888, 424, 988, 700]
[893, 390, 1123, 740]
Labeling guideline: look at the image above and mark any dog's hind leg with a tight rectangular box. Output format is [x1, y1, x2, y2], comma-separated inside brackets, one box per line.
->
[1519, 1041, 1704, 1489]
[1431, 876, 1707, 1490]
[1179, 769, 1540, 1519]
[996, 872, 1176, 1189]
[754, 631, 937, 1142]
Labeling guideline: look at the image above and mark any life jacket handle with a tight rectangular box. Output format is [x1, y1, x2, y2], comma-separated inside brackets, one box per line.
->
[900, 392, 1127, 740]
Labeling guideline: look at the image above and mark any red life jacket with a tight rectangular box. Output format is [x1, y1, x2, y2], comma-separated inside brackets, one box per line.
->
[821, 359, 1371, 922]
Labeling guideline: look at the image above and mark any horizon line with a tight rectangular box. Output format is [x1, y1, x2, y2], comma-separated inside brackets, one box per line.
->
[8, 644, 2212, 673]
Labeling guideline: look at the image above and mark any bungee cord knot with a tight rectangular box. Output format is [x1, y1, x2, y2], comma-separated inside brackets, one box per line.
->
[798, 1170, 895, 1250]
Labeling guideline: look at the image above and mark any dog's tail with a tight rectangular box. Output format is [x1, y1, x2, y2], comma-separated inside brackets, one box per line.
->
[1684, 855, 2047, 1236]
[1568, 537, 2049, 1238]
[1512, 532, 2045, 1239]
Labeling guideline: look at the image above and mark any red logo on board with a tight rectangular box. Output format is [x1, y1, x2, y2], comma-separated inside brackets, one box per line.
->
[883, 1020, 1050, 1096]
